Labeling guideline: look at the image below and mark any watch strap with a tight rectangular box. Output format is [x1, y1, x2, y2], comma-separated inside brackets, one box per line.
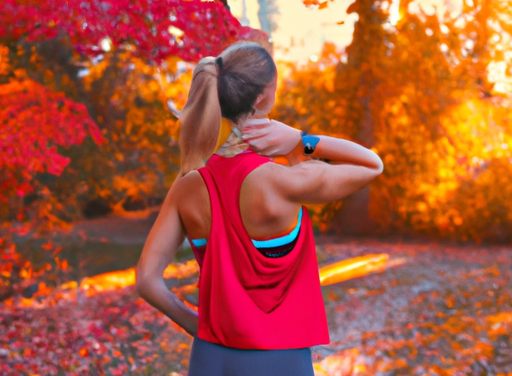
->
[300, 132, 320, 155]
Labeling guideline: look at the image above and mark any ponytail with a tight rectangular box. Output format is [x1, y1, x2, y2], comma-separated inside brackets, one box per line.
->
[177, 43, 276, 176]
[178, 57, 221, 176]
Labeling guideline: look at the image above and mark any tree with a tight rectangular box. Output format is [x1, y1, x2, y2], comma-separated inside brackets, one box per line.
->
[0, 0, 264, 63]
[0, 0, 269, 298]
[0, 45, 103, 218]
[367, 0, 512, 242]
[0, 0, 268, 219]
[274, 0, 512, 242]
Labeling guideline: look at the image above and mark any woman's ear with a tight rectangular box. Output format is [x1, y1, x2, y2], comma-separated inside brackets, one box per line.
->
[254, 93, 265, 106]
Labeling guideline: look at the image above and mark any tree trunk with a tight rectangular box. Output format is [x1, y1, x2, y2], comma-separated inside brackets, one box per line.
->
[331, 99, 377, 235]
[329, 0, 383, 236]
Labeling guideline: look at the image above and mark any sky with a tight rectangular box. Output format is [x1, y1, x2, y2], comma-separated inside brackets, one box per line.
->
[228, 0, 358, 63]
[227, 0, 465, 63]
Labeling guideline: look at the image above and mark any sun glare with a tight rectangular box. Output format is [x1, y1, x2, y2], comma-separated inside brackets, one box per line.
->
[388, 0, 402, 26]
[100, 38, 111, 52]
[488, 61, 512, 94]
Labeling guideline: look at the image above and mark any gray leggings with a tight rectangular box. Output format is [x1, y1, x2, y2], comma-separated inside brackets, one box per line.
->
[188, 337, 315, 376]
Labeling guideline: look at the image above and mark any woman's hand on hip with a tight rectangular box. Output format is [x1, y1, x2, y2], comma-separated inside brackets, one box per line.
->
[242, 120, 301, 157]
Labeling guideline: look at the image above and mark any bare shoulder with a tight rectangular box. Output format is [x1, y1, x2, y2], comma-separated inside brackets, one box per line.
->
[170, 171, 206, 199]
[243, 161, 294, 191]
[170, 171, 210, 232]
[248, 160, 326, 191]
[245, 159, 310, 181]
[249, 159, 379, 204]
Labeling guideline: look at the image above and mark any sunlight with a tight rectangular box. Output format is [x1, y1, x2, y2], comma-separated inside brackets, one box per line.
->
[5, 256, 405, 309]
[319, 254, 390, 286]
[100, 38, 111, 52]
[80, 260, 199, 296]
[80, 268, 136, 294]
[168, 26, 184, 39]
[488, 60, 512, 95]
[3, 260, 201, 309]
[388, 0, 402, 26]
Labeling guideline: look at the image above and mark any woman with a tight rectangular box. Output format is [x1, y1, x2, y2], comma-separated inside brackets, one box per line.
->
[136, 42, 383, 376]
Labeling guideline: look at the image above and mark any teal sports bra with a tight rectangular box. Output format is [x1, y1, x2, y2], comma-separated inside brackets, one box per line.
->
[191, 209, 303, 258]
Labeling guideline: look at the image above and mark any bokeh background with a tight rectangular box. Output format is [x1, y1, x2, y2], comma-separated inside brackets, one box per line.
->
[1, 0, 511, 375]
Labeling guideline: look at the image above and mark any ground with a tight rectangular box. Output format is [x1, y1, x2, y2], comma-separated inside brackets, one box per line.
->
[1, 234, 512, 375]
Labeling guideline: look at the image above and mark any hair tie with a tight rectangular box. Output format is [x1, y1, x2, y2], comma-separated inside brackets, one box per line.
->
[215, 56, 223, 73]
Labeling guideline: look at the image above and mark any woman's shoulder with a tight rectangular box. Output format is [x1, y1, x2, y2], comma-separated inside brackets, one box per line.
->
[170, 171, 210, 218]
[172, 170, 205, 197]
[245, 160, 302, 188]
[245, 158, 333, 204]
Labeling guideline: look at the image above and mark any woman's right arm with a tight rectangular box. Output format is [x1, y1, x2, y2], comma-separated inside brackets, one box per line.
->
[136, 181, 198, 336]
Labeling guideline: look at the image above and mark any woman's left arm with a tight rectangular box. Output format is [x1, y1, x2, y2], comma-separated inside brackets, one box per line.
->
[136, 181, 198, 336]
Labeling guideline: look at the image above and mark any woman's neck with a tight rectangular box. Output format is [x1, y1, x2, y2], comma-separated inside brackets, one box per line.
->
[215, 117, 270, 158]
[215, 120, 247, 157]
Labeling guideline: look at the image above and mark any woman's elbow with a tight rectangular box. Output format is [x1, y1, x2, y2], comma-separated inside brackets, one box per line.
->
[135, 267, 150, 297]
[374, 157, 384, 176]
[364, 160, 383, 185]
[369, 150, 384, 175]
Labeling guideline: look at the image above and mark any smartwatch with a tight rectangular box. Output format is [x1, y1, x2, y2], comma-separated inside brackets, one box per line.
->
[300, 132, 320, 156]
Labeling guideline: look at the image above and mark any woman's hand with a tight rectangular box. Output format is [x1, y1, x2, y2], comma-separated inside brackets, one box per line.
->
[242, 120, 302, 157]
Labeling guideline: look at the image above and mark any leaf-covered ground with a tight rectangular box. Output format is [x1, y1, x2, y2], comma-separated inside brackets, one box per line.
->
[313, 239, 512, 375]
[1, 238, 512, 376]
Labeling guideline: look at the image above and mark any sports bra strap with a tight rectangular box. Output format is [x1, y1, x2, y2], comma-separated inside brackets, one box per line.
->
[191, 209, 302, 250]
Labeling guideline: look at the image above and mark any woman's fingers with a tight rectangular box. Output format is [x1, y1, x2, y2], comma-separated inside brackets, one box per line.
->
[242, 125, 272, 139]
[242, 120, 301, 156]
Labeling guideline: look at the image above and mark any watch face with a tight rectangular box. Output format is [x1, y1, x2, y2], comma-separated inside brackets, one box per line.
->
[304, 144, 315, 155]
[301, 134, 320, 155]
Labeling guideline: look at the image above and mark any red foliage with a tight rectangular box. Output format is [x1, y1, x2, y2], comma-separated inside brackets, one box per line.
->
[0, 0, 267, 62]
[0, 0, 268, 205]
[0, 75, 102, 200]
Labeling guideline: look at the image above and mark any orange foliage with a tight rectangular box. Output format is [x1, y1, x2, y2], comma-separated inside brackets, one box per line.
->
[77, 52, 193, 216]
[274, 0, 512, 242]
[0, 45, 10, 75]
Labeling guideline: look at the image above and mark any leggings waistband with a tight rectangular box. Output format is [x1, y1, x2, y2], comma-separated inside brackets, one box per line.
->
[188, 337, 314, 376]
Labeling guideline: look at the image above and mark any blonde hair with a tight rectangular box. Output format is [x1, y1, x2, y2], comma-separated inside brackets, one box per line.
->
[178, 57, 220, 176]
[178, 42, 276, 176]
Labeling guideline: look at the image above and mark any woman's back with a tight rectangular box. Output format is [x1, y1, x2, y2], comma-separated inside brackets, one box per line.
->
[176, 150, 330, 349]
[175, 159, 301, 243]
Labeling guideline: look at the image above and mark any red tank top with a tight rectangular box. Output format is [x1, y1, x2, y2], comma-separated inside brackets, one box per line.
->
[195, 149, 330, 349]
